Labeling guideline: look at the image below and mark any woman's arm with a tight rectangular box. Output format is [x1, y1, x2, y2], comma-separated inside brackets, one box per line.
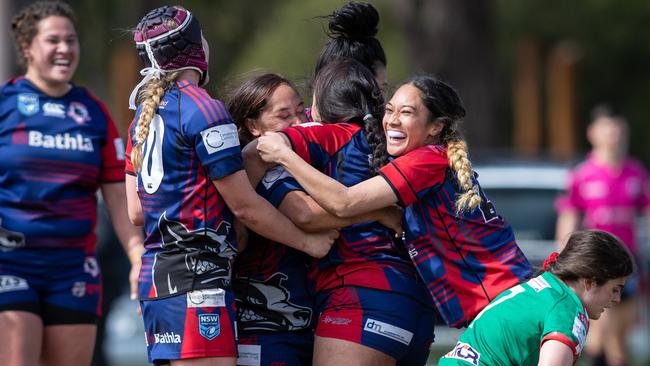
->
[279, 191, 402, 233]
[125, 174, 144, 226]
[256, 132, 397, 217]
[101, 181, 145, 300]
[213, 170, 337, 258]
[538, 340, 574, 366]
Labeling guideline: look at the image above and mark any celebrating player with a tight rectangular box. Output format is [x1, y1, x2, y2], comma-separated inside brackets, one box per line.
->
[229, 72, 400, 365]
[255, 74, 533, 329]
[244, 60, 436, 366]
[125, 6, 336, 366]
[0, 1, 144, 365]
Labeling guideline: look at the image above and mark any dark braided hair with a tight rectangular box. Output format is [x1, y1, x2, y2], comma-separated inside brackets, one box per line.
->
[313, 58, 388, 175]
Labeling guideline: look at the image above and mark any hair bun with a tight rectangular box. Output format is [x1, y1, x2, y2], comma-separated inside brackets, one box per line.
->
[328, 2, 379, 41]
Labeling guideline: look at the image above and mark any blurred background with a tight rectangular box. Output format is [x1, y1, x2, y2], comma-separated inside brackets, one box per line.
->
[2, 0, 650, 365]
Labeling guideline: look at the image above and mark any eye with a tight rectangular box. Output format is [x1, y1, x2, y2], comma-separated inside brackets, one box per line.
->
[384, 106, 393, 114]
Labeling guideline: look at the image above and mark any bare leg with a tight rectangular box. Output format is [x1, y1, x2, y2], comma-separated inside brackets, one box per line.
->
[0, 311, 43, 366]
[313, 336, 396, 366]
[41, 324, 96, 366]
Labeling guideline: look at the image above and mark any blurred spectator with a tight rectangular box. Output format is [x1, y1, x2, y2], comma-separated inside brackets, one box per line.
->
[555, 105, 650, 366]
[0, 2, 144, 365]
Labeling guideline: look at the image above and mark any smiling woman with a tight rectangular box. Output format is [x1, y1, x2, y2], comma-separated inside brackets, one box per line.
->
[0, 1, 145, 366]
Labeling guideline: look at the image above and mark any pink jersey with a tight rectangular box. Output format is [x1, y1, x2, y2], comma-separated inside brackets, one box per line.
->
[556, 154, 650, 253]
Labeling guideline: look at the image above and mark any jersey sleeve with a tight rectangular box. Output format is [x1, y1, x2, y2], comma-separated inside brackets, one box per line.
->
[99, 106, 126, 183]
[280, 123, 351, 169]
[379, 147, 447, 206]
[256, 166, 305, 208]
[185, 99, 243, 180]
[125, 118, 135, 176]
[540, 301, 588, 360]
[555, 169, 584, 213]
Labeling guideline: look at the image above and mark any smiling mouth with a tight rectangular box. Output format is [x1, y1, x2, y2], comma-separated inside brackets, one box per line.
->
[386, 130, 406, 142]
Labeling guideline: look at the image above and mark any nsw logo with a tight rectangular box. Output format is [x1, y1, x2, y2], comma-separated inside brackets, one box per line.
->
[198, 313, 221, 340]
[17, 93, 39, 116]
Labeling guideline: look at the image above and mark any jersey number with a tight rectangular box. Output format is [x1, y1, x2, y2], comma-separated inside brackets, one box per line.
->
[469, 285, 525, 328]
[139, 114, 165, 194]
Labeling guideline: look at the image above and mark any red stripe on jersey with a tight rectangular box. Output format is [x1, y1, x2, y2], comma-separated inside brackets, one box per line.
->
[180, 87, 214, 124]
[541, 332, 580, 360]
[84, 89, 125, 182]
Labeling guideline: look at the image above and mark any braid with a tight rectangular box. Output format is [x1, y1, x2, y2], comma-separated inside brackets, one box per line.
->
[131, 72, 178, 172]
[446, 136, 481, 213]
[363, 114, 389, 175]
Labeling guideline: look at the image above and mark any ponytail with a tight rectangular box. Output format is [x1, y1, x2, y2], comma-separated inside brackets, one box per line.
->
[131, 72, 179, 172]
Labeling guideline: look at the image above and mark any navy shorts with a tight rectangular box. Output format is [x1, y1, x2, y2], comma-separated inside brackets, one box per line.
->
[315, 286, 436, 366]
[237, 329, 314, 366]
[141, 288, 237, 364]
[0, 248, 101, 325]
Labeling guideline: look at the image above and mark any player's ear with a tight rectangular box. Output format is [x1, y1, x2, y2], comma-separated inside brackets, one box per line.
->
[427, 119, 444, 141]
[245, 118, 262, 138]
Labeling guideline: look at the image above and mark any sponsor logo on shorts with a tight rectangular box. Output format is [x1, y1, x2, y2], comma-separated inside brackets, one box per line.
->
[321, 315, 352, 325]
[17, 93, 39, 116]
[154, 331, 182, 344]
[443, 342, 481, 365]
[200, 124, 239, 155]
[71, 281, 86, 297]
[84, 257, 100, 278]
[187, 288, 226, 308]
[198, 313, 221, 340]
[0, 220, 25, 251]
[0, 275, 29, 293]
[261, 166, 292, 189]
[363, 318, 413, 346]
[237, 344, 261, 366]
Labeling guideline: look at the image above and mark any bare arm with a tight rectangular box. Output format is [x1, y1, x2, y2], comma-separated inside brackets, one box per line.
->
[213, 170, 336, 258]
[555, 210, 580, 250]
[242, 139, 274, 188]
[538, 340, 574, 366]
[256, 132, 398, 218]
[125, 174, 144, 226]
[279, 191, 402, 233]
[101, 181, 145, 300]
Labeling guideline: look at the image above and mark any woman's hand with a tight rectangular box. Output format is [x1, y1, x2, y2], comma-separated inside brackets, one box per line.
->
[302, 229, 339, 258]
[376, 205, 403, 236]
[257, 132, 292, 164]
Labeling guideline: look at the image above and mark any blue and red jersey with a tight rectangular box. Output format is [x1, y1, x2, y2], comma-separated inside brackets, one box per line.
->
[0, 77, 124, 252]
[379, 145, 533, 327]
[280, 123, 421, 296]
[125, 80, 242, 300]
[234, 166, 315, 333]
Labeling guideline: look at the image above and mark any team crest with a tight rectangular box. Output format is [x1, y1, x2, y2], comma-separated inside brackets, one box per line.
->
[17, 93, 39, 116]
[68, 102, 91, 124]
[198, 313, 221, 340]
